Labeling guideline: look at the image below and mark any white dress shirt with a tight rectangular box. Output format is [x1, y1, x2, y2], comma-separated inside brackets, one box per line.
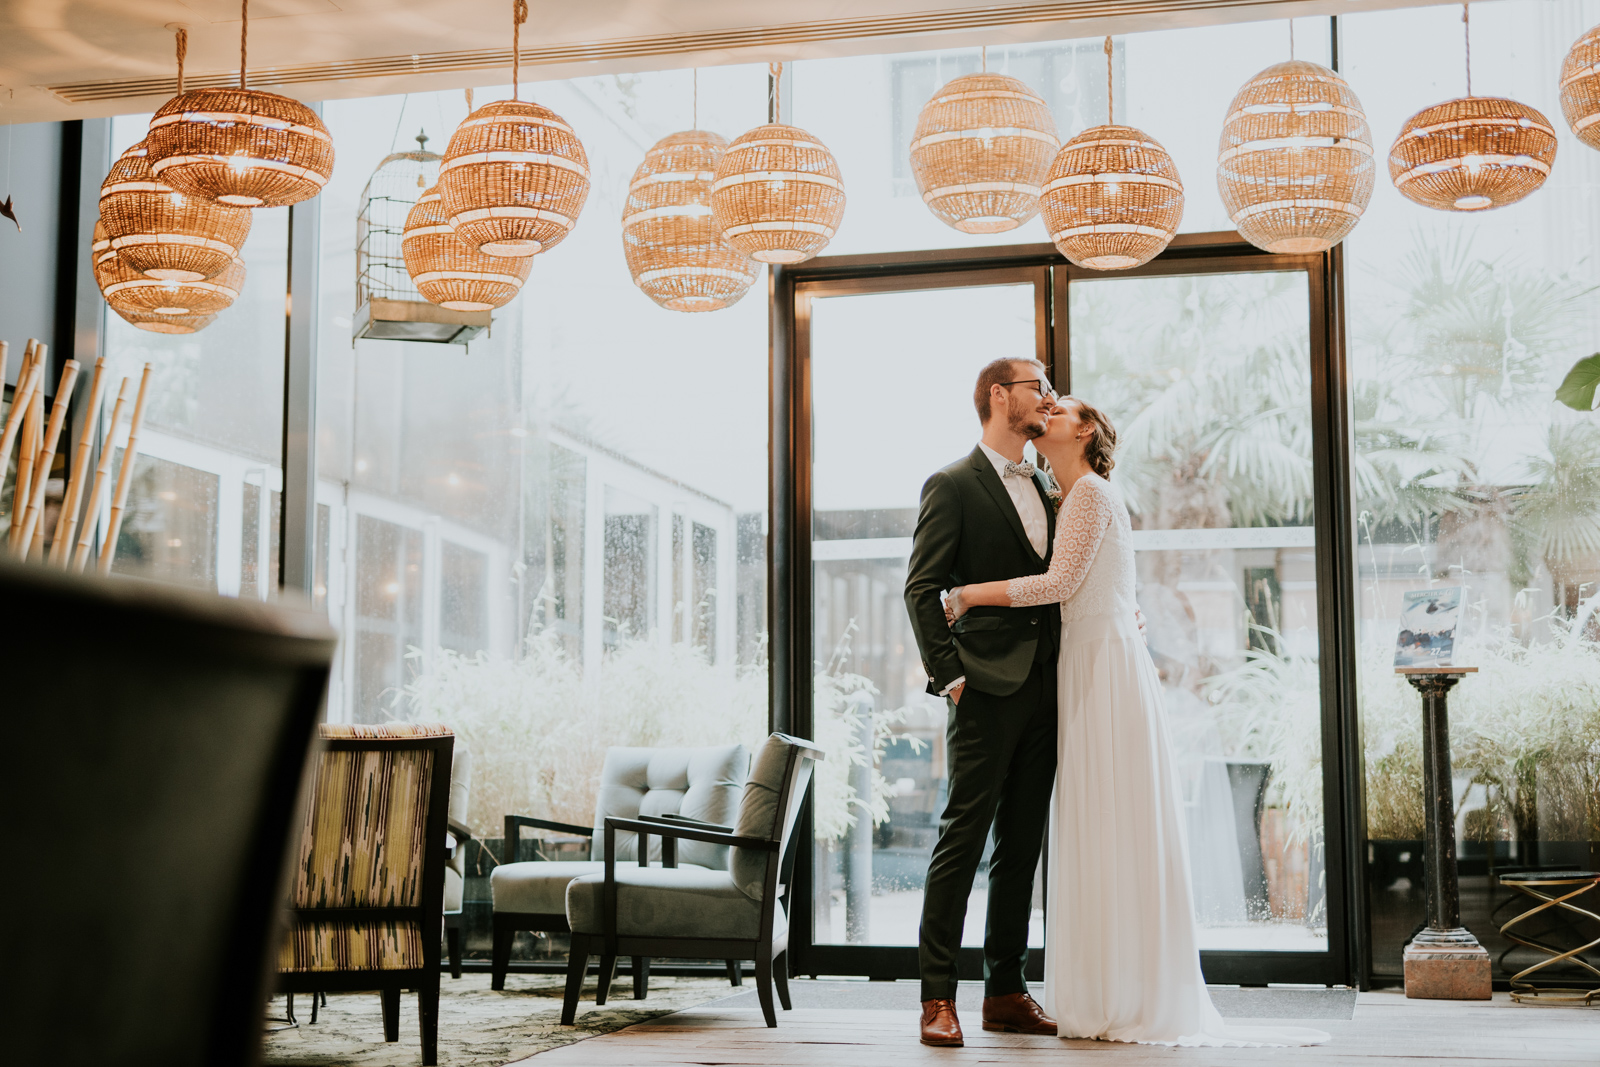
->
[941, 442, 1050, 698]
[978, 441, 1049, 558]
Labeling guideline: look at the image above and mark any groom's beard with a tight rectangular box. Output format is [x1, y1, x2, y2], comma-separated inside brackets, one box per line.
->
[1009, 407, 1048, 439]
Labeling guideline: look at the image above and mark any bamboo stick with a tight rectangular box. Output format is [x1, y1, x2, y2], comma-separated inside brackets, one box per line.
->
[10, 345, 44, 550]
[17, 358, 81, 560]
[98, 363, 152, 575]
[73, 377, 131, 574]
[0, 342, 42, 521]
[49, 356, 108, 567]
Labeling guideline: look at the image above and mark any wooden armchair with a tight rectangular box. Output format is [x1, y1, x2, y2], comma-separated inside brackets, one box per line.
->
[277, 723, 455, 1066]
[561, 733, 823, 1028]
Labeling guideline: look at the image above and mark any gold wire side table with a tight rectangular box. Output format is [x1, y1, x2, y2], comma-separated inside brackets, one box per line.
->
[1496, 871, 1600, 1005]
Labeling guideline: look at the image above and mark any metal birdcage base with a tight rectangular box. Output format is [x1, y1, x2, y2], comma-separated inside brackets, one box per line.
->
[355, 298, 489, 346]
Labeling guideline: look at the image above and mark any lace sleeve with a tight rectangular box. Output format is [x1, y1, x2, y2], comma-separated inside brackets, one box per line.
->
[1006, 477, 1116, 607]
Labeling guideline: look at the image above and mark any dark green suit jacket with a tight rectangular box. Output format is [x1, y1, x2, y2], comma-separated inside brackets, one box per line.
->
[904, 445, 1061, 698]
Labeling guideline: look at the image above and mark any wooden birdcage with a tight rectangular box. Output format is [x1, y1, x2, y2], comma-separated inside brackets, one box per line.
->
[354, 132, 486, 344]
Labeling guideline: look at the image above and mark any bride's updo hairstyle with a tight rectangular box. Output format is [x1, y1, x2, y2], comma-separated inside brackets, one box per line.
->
[1068, 396, 1118, 479]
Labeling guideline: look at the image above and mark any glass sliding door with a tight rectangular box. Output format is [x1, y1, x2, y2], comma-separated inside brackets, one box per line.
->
[799, 267, 1052, 977]
[1066, 267, 1332, 961]
[788, 243, 1351, 986]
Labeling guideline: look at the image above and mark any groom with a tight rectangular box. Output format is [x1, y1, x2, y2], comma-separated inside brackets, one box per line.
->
[904, 358, 1062, 1047]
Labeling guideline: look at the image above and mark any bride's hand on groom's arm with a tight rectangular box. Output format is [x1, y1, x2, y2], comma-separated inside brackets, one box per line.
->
[943, 587, 968, 625]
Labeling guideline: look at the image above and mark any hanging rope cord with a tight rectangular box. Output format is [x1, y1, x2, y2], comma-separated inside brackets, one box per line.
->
[175, 27, 187, 95]
[240, 0, 248, 89]
[1289, 18, 1295, 60]
[1463, 2, 1472, 97]
[1104, 36, 1114, 125]
[692, 68, 698, 129]
[770, 61, 783, 124]
[512, 0, 529, 101]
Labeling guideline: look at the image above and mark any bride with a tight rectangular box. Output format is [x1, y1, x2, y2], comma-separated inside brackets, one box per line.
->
[945, 396, 1329, 1048]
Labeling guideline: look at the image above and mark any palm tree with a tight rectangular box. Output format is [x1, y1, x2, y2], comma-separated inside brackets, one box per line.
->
[1513, 422, 1600, 614]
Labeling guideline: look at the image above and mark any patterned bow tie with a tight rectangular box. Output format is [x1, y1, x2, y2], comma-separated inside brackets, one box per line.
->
[1003, 460, 1036, 479]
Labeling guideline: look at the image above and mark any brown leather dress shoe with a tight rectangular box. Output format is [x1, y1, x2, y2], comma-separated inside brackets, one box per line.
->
[981, 991, 1057, 1035]
[920, 998, 964, 1047]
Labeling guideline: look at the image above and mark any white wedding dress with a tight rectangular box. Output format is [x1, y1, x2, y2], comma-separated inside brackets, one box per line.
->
[1006, 473, 1329, 1047]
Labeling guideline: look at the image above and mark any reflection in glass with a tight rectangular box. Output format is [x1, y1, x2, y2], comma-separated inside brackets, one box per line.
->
[810, 283, 1043, 947]
[354, 516, 425, 722]
[1070, 272, 1326, 951]
[110, 453, 219, 590]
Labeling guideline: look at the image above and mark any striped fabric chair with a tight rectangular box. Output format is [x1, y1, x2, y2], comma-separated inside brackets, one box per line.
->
[278, 722, 455, 1066]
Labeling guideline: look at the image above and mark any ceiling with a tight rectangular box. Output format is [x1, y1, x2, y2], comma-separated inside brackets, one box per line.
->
[0, 0, 1441, 125]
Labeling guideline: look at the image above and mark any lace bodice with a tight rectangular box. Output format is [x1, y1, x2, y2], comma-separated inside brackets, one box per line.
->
[1006, 473, 1136, 623]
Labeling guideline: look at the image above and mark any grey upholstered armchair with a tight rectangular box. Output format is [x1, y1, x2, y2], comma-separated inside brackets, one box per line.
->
[489, 743, 748, 993]
[560, 732, 823, 1028]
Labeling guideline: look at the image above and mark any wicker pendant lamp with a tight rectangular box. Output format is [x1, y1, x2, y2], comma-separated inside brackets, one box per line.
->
[711, 63, 846, 264]
[403, 188, 532, 311]
[1041, 39, 1183, 270]
[1390, 4, 1557, 211]
[1559, 23, 1600, 150]
[1217, 53, 1374, 254]
[93, 221, 218, 333]
[99, 254, 245, 316]
[113, 307, 219, 335]
[623, 124, 758, 312]
[438, 1, 590, 257]
[145, 2, 334, 207]
[909, 61, 1058, 234]
[100, 140, 252, 282]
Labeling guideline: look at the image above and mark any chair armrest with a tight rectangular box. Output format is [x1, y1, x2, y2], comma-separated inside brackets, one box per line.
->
[640, 813, 735, 833]
[604, 816, 777, 853]
[504, 814, 593, 863]
[448, 818, 474, 842]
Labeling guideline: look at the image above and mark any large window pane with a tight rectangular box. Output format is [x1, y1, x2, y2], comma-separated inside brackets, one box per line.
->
[810, 282, 1043, 948]
[317, 74, 772, 964]
[1343, 0, 1600, 982]
[1070, 271, 1327, 952]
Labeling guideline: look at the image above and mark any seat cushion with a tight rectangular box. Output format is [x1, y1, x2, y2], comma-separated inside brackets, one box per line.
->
[492, 860, 708, 915]
[566, 867, 781, 942]
[592, 744, 746, 869]
[492, 861, 604, 915]
[444, 866, 463, 913]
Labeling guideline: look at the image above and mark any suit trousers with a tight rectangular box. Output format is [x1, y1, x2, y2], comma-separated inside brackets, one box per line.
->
[918, 657, 1058, 1001]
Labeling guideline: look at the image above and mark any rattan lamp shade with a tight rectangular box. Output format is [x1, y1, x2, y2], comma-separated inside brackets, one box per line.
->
[439, 100, 591, 258]
[113, 306, 219, 335]
[1218, 60, 1374, 254]
[1040, 125, 1184, 270]
[909, 72, 1059, 234]
[711, 124, 846, 264]
[402, 188, 532, 311]
[98, 254, 245, 316]
[623, 130, 758, 312]
[99, 141, 252, 281]
[1560, 23, 1600, 150]
[1389, 97, 1558, 211]
[145, 87, 335, 208]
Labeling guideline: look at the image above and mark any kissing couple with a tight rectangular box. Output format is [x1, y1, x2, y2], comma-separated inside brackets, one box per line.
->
[903, 358, 1329, 1049]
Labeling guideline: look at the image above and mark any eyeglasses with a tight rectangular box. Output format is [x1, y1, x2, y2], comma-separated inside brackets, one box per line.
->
[999, 378, 1057, 402]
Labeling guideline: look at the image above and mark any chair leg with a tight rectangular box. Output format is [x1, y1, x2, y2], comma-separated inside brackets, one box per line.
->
[726, 959, 743, 986]
[380, 987, 401, 1042]
[561, 934, 590, 1026]
[754, 945, 777, 1028]
[632, 956, 649, 1000]
[595, 953, 618, 1006]
[446, 923, 462, 980]
[774, 950, 792, 1011]
[490, 919, 513, 991]
[419, 972, 441, 1066]
[284, 993, 297, 1026]
[309, 989, 321, 1024]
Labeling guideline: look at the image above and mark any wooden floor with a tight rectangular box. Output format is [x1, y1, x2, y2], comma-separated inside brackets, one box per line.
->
[516, 991, 1597, 1066]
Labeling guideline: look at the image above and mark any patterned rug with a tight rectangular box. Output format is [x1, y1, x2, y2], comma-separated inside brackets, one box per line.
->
[262, 972, 736, 1066]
